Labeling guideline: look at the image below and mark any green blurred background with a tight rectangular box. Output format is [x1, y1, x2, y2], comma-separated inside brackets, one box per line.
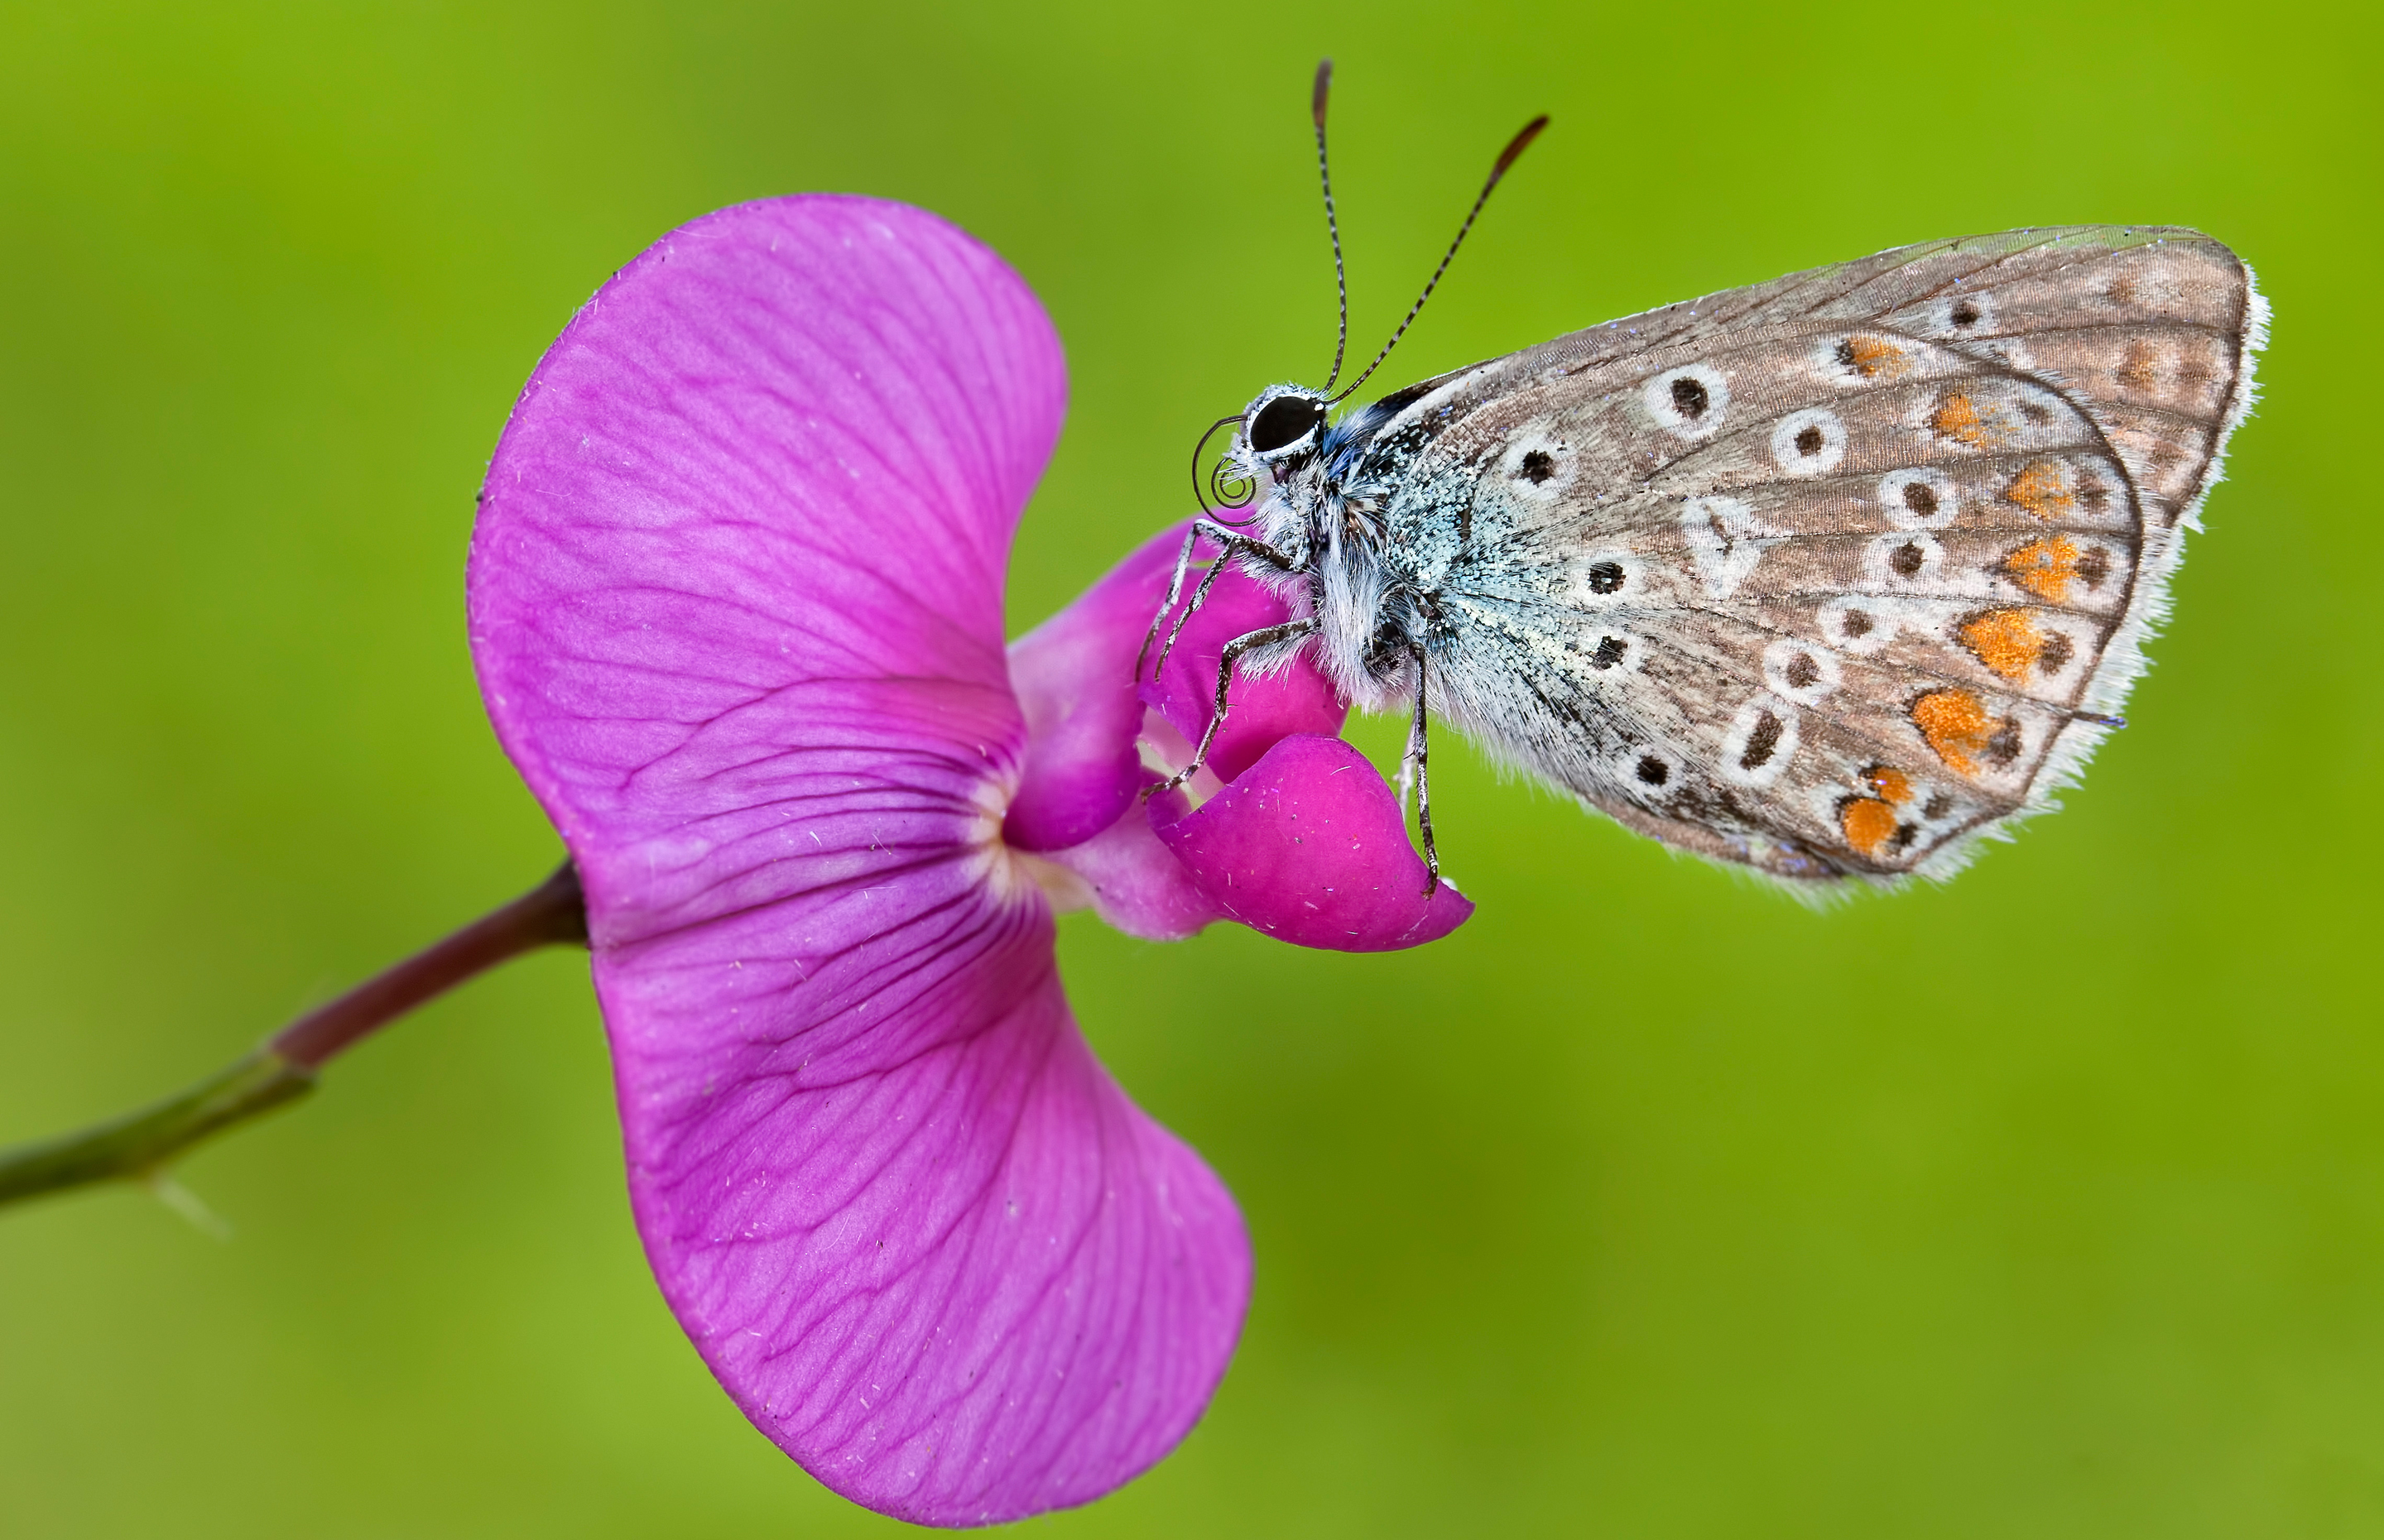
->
[0, 1, 2375, 1534]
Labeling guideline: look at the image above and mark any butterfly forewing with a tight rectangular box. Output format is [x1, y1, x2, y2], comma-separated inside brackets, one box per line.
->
[1374, 226, 2262, 881]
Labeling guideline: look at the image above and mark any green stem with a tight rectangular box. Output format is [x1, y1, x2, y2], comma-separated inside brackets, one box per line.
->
[0, 861, 587, 1211]
[0, 1050, 315, 1207]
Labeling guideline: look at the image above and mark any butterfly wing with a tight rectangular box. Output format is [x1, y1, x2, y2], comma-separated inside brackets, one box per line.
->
[1371, 226, 2265, 881]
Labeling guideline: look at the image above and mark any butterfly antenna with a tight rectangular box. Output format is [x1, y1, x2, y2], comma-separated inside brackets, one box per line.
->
[1331, 111, 1549, 405]
[1313, 59, 1349, 392]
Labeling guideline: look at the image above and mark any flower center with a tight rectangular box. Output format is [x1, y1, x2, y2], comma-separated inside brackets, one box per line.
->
[970, 772, 1095, 916]
[1009, 848, 1094, 914]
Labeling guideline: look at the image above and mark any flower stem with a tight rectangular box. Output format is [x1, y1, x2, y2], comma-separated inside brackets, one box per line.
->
[0, 861, 588, 1211]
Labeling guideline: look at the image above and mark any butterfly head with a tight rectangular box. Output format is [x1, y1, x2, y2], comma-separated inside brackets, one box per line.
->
[1199, 384, 1332, 525]
[1242, 385, 1330, 463]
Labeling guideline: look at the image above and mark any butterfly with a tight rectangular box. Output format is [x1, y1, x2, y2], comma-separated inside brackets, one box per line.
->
[1146, 60, 2266, 890]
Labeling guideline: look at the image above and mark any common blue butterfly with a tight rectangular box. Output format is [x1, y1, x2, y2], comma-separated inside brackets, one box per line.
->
[1148, 60, 2265, 890]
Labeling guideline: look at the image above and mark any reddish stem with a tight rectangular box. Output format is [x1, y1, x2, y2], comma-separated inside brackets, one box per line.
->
[272, 861, 587, 1070]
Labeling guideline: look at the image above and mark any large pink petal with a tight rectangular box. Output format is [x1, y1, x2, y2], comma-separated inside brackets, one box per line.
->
[467, 195, 1247, 1524]
[1153, 733, 1474, 952]
[593, 701, 1248, 1525]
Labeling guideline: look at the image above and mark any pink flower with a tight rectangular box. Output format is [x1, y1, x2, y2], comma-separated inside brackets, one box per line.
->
[466, 194, 1470, 1525]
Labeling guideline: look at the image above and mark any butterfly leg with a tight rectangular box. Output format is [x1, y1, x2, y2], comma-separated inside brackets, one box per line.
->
[1199, 522, 1296, 572]
[1145, 525, 1300, 680]
[1153, 553, 1232, 679]
[1135, 526, 1202, 683]
[1151, 616, 1318, 796]
[1406, 642, 1440, 896]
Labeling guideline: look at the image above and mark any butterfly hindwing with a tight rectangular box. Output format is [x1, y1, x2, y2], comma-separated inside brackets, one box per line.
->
[1371, 226, 2262, 881]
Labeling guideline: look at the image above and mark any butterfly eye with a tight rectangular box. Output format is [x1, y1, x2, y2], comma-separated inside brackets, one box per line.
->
[1248, 394, 1327, 453]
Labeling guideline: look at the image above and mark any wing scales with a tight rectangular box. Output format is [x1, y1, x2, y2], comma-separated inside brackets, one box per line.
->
[1379, 225, 2261, 881]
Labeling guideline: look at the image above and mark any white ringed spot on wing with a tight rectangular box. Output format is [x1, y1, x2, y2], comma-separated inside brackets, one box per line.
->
[1935, 291, 1996, 335]
[1571, 554, 1642, 607]
[1864, 531, 1946, 588]
[1496, 429, 1578, 500]
[1762, 637, 1843, 704]
[1617, 741, 1683, 801]
[1770, 409, 1846, 476]
[1645, 364, 1730, 439]
[1817, 597, 1898, 655]
[1718, 694, 1800, 789]
[1878, 467, 1959, 530]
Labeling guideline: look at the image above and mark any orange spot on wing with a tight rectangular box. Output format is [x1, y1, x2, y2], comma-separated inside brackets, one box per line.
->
[2004, 535, 2081, 602]
[1912, 688, 1996, 775]
[1959, 609, 2045, 680]
[2117, 340, 2160, 389]
[1839, 797, 1901, 857]
[2002, 460, 2076, 520]
[1842, 334, 1906, 378]
[1931, 391, 1987, 446]
[1861, 764, 1912, 804]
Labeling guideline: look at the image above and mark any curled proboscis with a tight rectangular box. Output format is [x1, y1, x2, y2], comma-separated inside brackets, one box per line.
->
[1191, 413, 1259, 526]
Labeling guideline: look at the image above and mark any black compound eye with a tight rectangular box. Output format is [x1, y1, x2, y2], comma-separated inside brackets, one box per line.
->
[1248, 394, 1326, 453]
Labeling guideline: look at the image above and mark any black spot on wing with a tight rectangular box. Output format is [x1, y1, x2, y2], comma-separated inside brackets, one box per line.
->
[1739, 710, 1784, 770]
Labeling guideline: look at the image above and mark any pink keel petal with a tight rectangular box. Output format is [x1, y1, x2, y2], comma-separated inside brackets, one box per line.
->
[1142, 565, 1345, 784]
[1004, 524, 1192, 853]
[1040, 795, 1223, 942]
[1154, 734, 1474, 952]
[467, 194, 1248, 1523]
